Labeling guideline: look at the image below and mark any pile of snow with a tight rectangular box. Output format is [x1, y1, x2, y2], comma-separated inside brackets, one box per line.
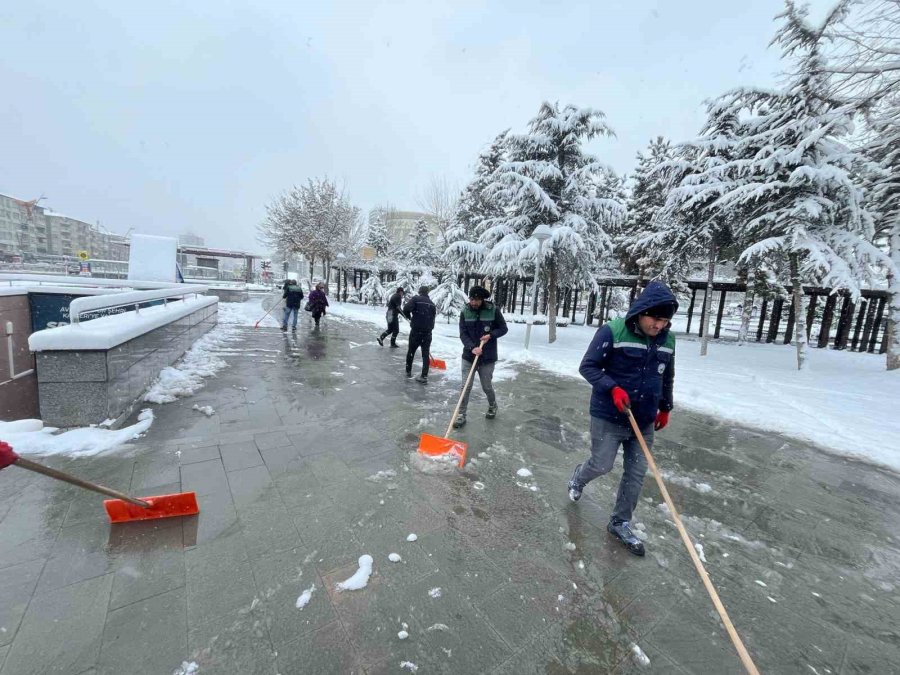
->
[295, 584, 315, 609]
[335, 555, 374, 592]
[400, 662, 418, 672]
[192, 405, 215, 417]
[516, 468, 533, 478]
[631, 644, 651, 667]
[144, 328, 233, 404]
[428, 587, 442, 598]
[408, 450, 462, 475]
[406, 533, 418, 542]
[172, 662, 199, 675]
[0, 410, 153, 458]
[388, 553, 402, 562]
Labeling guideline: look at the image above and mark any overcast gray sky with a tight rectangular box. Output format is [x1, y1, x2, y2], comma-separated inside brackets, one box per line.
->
[0, 0, 832, 252]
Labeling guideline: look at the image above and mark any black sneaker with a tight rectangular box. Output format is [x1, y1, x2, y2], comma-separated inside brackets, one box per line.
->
[452, 414, 466, 429]
[415, 375, 428, 384]
[607, 521, 645, 556]
[405, 369, 412, 378]
[377, 336, 384, 346]
[568, 463, 584, 502]
[280, 326, 287, 332]
[390, 342, 399, 349]
[485, 404, 497, 419]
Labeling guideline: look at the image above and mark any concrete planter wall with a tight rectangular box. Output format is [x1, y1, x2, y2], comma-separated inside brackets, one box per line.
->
[35, 303, 217, 427]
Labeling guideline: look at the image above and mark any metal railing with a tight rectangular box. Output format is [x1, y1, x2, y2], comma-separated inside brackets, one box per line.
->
[0, 272, 182, 290]
[69, 286, 209, 324]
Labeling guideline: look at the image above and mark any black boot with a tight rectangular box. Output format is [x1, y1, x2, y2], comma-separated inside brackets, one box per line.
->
[377, 335, 384, 346]
[390, 342, 399, 349]
[607, 521, 645, 556]
[452, 413, 466, 429]
[415, 375, 428, 384]
[485, 404, 497, 419]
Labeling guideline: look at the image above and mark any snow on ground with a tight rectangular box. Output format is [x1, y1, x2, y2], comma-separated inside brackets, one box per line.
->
[172, 662, 199, 675]
[388, 553, 402, 562]
[335, 554, 374, 591]
[328, 301, 900, 472]
[0, 410, 153, 458]
[192, 405, 215, 417]
[144, 323, 236, 404]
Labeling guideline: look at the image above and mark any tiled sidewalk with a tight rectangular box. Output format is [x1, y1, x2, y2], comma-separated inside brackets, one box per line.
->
[1, 309, 898, 674]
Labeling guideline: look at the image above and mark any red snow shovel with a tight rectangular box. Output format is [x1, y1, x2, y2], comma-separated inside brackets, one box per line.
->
[428, 356, 447, 370]
[0, 442, 199, 524]
[417, 354, 480, 468]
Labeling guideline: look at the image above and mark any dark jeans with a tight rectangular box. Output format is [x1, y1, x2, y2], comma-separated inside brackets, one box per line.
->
[406, 329, 432, 376]
[458, 358, 495, 414]
[312, 311, 324, 327]
[380, 317, 399, 343]
[574, 416, 654, 524]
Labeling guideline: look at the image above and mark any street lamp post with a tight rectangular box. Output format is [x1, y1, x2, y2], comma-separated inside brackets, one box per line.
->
[524, 224, 552, 350]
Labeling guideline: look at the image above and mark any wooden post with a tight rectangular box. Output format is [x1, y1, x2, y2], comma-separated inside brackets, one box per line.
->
[818, 294, 838, 348]
[805, 291, 818, 341]
[834, 295, 854, 350]
[783, 296, 796, 344]
[767, 297, 784, 343]
[587, 291, 596, 326]
[686, 288, 697, 334]
[520, 280, 527, 314]
[756, 298, 768, 342]
[572, 288, 579, 323]
[600, 286, 609, 323]
[868, 297, 887, 353]
[860, 299, 878, 352]
[714, 288, 728, 339]
[851, 300, 868, 351]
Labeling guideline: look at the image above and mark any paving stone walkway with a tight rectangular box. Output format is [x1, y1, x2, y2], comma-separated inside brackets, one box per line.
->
[1, 305, 898, 674]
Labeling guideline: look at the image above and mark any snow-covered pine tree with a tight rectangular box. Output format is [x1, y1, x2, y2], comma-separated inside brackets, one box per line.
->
[359, 273, 386, 306]
[619, 137, 676, 277]
[445, 131, 509, 273]
[430, 273, 469, 323]
[660, 4, 888, 369]
[367, 208, 392, 258]
[483, 103, 624, 343]
[392, 267, 419, 298]
[406, 219, 440, 273]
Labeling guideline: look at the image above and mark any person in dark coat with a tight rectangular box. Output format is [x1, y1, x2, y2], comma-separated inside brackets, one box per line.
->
[568, 281, 678, 557]
[307, 281, 329, 329]
[454, 285, 508, 428]
[403, 285, 437, 383]
[377, 287, 405, 348]
[281, 279, 305, 332]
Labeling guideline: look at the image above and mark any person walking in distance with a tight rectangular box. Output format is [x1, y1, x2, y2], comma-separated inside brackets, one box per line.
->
[403, 285, 437, 383]
[454, 286, 508, 428]
[377, 287, 405, 348]
[307, 281, 329, 329]
[567, 281, 678, 557]
[281, 279, 304, 332]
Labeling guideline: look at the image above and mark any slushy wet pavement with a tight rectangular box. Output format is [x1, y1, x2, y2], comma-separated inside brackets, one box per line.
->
[1, 304, 898, 674]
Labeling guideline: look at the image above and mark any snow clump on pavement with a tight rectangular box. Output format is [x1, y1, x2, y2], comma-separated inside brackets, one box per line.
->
[335, 555, 374, 591]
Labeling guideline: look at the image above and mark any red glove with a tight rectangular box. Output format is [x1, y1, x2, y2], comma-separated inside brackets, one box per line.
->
[611, 387, 630, 413]
[654, 411, 670, 431]
[0, 441, 19, 470]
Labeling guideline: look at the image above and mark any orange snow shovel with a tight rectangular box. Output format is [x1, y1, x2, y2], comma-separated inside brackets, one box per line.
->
[0, 442, 199, 524]
[428, 356, 447, 370]
[417, 354, 480, 468]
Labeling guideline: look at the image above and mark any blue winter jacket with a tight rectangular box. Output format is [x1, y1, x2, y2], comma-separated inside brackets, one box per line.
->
[579, 281, 678, 428]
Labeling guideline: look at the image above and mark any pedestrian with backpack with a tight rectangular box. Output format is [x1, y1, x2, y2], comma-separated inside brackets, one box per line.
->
[281, 279, 304, 332]
[403, 285, 437, 383]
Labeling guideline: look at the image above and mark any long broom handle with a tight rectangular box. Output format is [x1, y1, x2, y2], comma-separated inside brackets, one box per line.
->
[444, 353, 481, 438]
[255, 298, 284, 327]
[625, 409, 760, 675]
[13, 457, 150, 508]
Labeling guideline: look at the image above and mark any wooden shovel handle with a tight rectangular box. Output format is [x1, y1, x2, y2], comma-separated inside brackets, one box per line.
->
[14, 457, 150, 508]
[445, 354, 480, 438]
[624, 408, 760, 675]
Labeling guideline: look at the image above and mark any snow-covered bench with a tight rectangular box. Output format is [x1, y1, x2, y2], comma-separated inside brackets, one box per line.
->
[29, 295, 218, 427]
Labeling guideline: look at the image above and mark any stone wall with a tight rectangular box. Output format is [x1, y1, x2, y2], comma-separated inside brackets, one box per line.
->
[0, 293, 39, 420]
[36, 302, 217, 427]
